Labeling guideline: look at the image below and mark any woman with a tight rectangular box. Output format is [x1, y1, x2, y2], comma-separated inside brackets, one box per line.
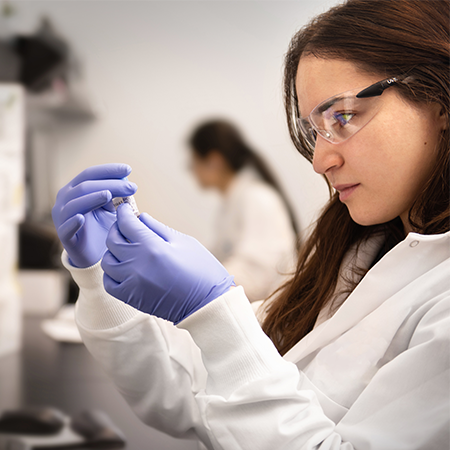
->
[188, 119, 298, 302]
[52, 0, 449, 448]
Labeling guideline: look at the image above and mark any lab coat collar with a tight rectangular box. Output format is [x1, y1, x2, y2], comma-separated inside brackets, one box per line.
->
[313, 231, 385, 328]
[283, 231, 450, 364]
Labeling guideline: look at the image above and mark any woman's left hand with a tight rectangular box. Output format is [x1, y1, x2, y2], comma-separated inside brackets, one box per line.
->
[101, 203, 235, 324]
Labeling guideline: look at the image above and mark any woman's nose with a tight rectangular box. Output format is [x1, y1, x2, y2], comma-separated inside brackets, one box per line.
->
[312, 136, 344, 175]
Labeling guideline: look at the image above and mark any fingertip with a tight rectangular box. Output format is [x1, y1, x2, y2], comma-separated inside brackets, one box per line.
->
[94, 190, 113, 211]
[69, 213, 85, 231]
[138, 212, 154, 229]
[58, 214, 85, 241]
[103, 189, 113, 202]
[109, 163, 131, 179]
[139, 211, 150, 222]
[116, 203, 139, 234]
[76, 213, 85, 226]
[126, 181, 138, 194]
[121, 164, 132, 177]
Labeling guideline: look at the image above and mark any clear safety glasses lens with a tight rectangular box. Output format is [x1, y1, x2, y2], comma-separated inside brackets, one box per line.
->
[298, 86, 384, 149]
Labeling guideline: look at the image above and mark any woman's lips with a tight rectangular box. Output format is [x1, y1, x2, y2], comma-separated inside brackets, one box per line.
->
[334, 183, 360, 202]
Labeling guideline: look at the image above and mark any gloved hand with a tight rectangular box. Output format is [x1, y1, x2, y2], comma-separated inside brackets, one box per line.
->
[52, 164, 137, 268]
[101, 203, 235, 324]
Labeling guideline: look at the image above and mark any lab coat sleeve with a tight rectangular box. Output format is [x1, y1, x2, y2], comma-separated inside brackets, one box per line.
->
[179, 287, 344, 449]
[222, 186, 295, 301]
[178, 286, 450, 449]
[62, 252, 213, 447]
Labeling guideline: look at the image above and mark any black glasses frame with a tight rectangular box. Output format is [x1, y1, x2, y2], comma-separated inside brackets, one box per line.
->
[355, 77, 401, 99]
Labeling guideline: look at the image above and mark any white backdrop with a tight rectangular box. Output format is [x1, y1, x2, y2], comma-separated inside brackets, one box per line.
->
[9, 0, 340, 247]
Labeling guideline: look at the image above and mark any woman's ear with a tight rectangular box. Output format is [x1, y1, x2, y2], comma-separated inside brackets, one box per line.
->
[437, 104, 448, 131]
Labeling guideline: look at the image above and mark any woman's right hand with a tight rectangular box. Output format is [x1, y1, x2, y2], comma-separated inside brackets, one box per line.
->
[52, 163, 137, 268]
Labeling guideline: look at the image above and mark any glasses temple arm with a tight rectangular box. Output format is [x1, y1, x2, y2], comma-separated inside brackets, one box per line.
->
[356, 77, 399, 98]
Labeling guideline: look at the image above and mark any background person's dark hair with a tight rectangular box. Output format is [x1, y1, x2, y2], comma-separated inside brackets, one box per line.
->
[263, 0, 450, 355]
[188, 119, 300, 239]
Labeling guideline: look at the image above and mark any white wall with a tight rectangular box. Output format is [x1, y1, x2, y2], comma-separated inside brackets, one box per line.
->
[10, 0, 339, 246]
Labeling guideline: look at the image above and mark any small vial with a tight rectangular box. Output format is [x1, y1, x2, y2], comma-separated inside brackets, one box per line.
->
[112, 195, 140, 217]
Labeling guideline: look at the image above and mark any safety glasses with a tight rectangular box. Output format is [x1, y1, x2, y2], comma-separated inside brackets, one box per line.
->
[298, 77, 403, 152]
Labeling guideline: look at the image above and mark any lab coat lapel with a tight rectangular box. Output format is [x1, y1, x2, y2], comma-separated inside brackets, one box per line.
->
[283, 232, 450, 364]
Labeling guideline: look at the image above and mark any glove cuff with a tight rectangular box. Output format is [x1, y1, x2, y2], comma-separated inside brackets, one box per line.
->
[174, 274, 235, 325]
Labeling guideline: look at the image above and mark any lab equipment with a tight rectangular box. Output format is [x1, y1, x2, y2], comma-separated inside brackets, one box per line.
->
[0, 407, 65, 435]
[51, 164, 137, 268]
[0, 408, 126, 449]
[102, 203, 235, 324]
[112, 195, 140, 217]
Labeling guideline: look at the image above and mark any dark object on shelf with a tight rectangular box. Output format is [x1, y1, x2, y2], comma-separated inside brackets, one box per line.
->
[14, 35, 65, 92]
[19, 221, 62, 270]
[0, 407, 65, 435]
[12, 16, 69, 93]
[0, 407, 126, 449]
[0, 41, 21, 82]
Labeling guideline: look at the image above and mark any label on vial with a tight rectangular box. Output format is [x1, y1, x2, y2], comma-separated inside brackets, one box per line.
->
[112, 196, 140, 217]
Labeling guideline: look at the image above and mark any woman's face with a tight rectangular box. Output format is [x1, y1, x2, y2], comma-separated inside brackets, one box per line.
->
[190, 151, 218, 189]
[190, 150, 234, 192]
[296, 56, 446, 232]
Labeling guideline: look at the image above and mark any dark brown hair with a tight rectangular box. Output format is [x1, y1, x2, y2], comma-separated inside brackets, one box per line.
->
[263, 0, 450, 355]
[189, 119, 300, 237]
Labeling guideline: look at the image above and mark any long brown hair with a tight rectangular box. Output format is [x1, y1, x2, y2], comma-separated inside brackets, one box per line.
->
[262, 0, 450, 355]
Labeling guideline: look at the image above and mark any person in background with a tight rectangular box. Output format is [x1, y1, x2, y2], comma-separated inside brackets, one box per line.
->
[188, 119, 298, 302]
[52, 0, 449, 448]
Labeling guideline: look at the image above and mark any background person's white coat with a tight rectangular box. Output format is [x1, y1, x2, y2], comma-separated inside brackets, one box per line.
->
[212, 168, 297, 302]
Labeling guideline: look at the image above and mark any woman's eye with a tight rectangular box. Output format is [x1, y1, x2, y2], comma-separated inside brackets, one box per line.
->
[333, 112, 355, 126]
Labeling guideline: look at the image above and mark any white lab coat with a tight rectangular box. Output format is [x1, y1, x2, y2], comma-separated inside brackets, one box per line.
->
[212, 168, 297, 302]
[68, 230, 450, 449]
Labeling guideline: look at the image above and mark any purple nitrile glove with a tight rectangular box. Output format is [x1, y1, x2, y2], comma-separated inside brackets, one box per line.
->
[52, 163, 137, 268]
[101, 203, 235, 324]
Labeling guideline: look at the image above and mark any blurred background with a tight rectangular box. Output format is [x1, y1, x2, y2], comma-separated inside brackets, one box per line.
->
[0, 0, 339, 350]
[0, 1, 339, 446]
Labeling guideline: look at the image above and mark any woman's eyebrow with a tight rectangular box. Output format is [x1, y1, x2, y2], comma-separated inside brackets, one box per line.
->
[317, 96, 345, 114]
